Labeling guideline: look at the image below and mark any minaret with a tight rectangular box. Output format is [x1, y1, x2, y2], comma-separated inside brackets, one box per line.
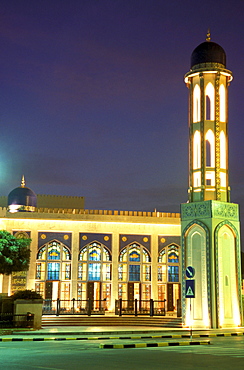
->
[184, 30, 232, 203]
[181, 33, 242, 328]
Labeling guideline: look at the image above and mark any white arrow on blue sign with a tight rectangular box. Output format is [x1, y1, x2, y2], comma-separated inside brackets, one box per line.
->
[185, 266, 195, 279]
[185, 279, 195, 298]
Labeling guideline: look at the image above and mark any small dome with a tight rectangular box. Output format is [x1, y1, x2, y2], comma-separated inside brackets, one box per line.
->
[191, 41, 226, 68]
[8, 177, 37, 212]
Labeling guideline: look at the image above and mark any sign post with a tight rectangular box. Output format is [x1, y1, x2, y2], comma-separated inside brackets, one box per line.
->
[185, 266, 195, 340]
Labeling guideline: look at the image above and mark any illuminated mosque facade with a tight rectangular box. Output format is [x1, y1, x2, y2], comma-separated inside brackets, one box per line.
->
[0, 34, 242, 328]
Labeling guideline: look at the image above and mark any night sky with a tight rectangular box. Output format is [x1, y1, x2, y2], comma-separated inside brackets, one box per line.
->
[1, 1, 244, 241]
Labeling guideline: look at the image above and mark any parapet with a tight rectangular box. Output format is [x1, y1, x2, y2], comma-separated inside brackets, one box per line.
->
[34, 208, 180, 218]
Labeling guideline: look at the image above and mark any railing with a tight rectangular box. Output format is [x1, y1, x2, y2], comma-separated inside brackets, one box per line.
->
[42, 298, 181, 317]
[0, 313, 34, 328]
[115, 299, 167, 316]
[42, 298, 107, 316]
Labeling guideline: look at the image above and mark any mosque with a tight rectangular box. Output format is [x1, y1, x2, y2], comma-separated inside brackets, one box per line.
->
[0, 34, 242, 328]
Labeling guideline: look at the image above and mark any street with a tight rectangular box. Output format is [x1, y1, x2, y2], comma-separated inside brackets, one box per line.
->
[0, 335, 244, 369]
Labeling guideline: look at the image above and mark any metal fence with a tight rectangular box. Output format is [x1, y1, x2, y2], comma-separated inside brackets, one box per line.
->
[42, 298, 181, 317]
[42, 298, 107, 316]
[115, 299, 167, 316]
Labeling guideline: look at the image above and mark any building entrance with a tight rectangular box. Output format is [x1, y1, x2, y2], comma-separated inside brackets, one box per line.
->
[127, 282, 141, 309]
[87, 282, 101, 309]
[167, 283, 180, 311]
[45, 281, 60, 300]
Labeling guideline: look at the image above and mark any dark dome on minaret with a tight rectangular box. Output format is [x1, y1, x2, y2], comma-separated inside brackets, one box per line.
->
[191, 31, 226, 68]
[8, 176, 37, 213]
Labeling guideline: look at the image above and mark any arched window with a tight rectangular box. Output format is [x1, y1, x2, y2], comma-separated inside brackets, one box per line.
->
[219, 84, 226, 122]
[205, 129, 215, 167]
[205, 82, 215, 120]
[158, 244, 180, 312]
[78, 242, 111, 282]
[220, 130, 226, 169]
[193, 84, 201, 122]
[36, 241, 71, 281]
[158, 249, 166, 264]
[118, 243, 151, 282]
[193, 130, 201, 169]
[206, 140, 211, 167]
[158, 245, 179, 283]
[168, 245, 179, 264]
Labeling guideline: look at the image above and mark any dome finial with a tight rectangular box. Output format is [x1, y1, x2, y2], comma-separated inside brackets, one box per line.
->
[206, 29, 211, 42]
[21, 175, 26, 187]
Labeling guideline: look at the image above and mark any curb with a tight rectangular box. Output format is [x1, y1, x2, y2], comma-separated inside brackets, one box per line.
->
[0, 332, 243, 342]
[100, 340, 211, 349]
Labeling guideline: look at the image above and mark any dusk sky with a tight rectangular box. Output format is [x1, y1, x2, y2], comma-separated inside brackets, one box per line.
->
[1, 1, 244, 234]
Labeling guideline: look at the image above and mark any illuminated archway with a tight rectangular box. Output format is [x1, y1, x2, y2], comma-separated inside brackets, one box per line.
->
[193, 84, 201, 122]
[205, 82, 215, 120]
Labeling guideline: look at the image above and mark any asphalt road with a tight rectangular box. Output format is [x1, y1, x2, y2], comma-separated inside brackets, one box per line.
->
[0, 335, 244, 369]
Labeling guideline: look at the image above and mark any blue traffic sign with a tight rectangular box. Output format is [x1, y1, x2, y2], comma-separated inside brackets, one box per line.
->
[185, 279, 195, 298]
[185, 266, 195, 279]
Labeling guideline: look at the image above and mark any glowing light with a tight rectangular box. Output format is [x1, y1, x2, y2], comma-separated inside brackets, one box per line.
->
[4, 216, 181, 228]
[220, 71, 233, 82]
[220, 172, 226, 187]
[219, 85, 226, 122]
[205, 129, 215, 167]
[184, 72, 199, 83]
[220, 131, 226, 169]
[193, 171, 201, 187]
[205, 83, 215, 120]
[8, 205, 21, 213]
[193, 85, 201, 122]
[193, 131, 201, 169]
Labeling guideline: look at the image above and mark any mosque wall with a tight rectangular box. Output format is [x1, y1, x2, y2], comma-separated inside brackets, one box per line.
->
[0, 210, 181, 313]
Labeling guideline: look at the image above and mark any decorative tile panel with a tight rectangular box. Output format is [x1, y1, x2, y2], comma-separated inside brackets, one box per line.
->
[79, 233, 112, 251]
[119, 235, 151, 251]
[38, 232, 72, 249]
[158, 236, 181, 252]
[181, 201, 239, 221]
[212, 201, 239, 220]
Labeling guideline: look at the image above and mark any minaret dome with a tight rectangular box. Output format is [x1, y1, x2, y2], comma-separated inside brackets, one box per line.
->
[191, 40, 226, 68]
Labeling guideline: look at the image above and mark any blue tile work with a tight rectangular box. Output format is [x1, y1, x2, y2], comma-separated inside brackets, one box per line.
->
[79, 233, 112, 251]
[158, 236, 181, 252]
[119, 235, 151, 252]
[38, 232, 72, 249]
[13, 230, 31, 238]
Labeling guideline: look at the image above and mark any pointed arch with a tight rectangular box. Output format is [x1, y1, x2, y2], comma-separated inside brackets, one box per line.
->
[193, 130, 201, 169]
[118, 243, 151, 283]
[214, 221, 241, 326]
[182, 220, 210, 327]
[205, 129, 215, 167]
[193, 84, 201, 122]
[36, 240, 71, 282]
[205, 82, 215, 120]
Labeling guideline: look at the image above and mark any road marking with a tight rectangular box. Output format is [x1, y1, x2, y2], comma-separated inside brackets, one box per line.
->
[100, 341, 210, 349]
[0, 332, 243, 342]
